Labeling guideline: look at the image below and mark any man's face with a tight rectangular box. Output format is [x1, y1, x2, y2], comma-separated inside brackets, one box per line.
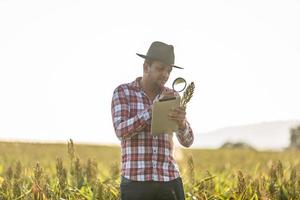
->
[146, 60, 173, 88]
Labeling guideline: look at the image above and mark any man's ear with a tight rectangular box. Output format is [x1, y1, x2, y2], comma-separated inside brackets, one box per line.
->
[143, 63, 150, 73]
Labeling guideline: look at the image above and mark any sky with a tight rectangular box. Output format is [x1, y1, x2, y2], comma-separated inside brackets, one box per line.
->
[0, 0, 300, 147]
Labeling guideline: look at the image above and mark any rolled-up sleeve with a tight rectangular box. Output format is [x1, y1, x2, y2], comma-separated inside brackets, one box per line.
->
[175, 120, 194, 147]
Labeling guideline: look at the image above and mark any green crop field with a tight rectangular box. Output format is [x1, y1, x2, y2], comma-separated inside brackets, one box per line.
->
[0, 140, 300, 200]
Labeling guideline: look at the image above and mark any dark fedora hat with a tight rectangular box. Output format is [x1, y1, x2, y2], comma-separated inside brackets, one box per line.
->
[136, 41, 183, 69]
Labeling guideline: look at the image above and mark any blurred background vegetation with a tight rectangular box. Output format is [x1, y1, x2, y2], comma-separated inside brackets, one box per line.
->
[1, 136, 300, 199]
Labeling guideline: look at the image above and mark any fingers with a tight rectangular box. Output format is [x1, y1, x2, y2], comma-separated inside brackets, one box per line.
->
[159, 88, 181, 101]
[168, 109, 186, 130]
[162, 88, 176, 96]
[170, 107, 186, 115]
[161, 92, 175, 99]
[168, 107, 186, 122]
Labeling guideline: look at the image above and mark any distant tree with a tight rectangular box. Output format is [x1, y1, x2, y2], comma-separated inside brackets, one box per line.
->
[220, 141, 256, 151]
[289, 125, 300, 149]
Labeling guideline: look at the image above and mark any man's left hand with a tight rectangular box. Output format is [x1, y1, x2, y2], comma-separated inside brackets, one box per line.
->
[168, 107, 186, 130]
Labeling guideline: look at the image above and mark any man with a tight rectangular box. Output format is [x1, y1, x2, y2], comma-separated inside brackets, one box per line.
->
[111, 41, 194, 200]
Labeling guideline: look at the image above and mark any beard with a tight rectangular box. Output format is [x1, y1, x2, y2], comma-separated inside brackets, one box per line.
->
[155, 78, 168, 90]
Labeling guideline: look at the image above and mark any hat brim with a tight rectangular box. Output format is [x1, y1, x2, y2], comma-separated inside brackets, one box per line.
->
[136, 53, 183, 69]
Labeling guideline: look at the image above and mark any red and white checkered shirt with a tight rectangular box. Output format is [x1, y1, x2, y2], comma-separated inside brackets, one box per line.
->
[111, 77, 194, 181]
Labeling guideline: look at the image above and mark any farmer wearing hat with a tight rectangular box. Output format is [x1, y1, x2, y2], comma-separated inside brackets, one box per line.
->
[111, 41, 194, 200]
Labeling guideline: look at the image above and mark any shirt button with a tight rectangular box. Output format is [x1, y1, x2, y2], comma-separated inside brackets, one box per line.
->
[153, 149, 157, 153]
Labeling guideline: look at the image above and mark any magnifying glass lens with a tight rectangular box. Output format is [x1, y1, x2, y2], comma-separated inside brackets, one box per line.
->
[172, 77, 187, 92]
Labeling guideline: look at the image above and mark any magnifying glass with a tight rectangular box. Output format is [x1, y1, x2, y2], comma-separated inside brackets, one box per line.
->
[172, 77, 187, 92]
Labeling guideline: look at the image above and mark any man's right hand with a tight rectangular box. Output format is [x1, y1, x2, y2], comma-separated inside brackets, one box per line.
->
[159, 88, 177, 100]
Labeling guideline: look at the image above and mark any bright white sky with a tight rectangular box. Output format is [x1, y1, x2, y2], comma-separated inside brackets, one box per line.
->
[0, 0, 300, 146]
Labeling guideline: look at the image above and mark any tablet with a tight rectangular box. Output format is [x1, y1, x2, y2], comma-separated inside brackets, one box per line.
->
[151, 96, 180, 135]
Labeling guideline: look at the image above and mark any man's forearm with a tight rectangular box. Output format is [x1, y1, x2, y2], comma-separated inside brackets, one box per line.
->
[176, 121, 194, 147]
[113, 107, 152, 140]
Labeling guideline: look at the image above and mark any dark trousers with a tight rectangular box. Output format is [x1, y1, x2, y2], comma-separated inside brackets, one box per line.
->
[120, 176, 185, 200]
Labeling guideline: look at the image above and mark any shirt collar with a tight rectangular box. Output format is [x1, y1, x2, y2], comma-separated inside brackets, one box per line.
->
[130, 77, 143, 91]
[130, 77, 169, 95]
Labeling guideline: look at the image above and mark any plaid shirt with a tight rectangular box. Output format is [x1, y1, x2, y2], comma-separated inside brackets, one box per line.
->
[111, 77, 194, 181]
